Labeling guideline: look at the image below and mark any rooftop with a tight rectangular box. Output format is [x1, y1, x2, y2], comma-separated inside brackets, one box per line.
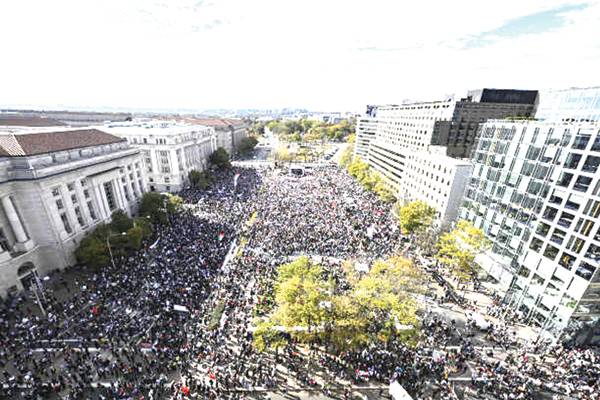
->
[0, 129, 125, 157]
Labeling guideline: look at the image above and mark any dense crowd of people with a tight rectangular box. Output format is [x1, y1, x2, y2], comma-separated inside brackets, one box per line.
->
[0, 164, 598, 399]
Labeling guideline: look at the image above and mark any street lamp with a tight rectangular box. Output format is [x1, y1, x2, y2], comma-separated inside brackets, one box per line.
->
[107, 232, 127, 269]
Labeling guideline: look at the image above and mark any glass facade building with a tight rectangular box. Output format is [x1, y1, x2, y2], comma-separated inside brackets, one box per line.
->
[461, 120, 600, 345]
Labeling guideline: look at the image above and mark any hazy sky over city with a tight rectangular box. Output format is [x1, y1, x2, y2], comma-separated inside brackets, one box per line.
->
[1, 0, 599, 111]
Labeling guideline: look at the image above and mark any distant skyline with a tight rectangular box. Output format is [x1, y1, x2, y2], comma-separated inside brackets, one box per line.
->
[1, 0, 599, 112]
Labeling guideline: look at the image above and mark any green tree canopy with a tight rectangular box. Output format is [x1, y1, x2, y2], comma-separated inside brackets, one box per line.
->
[436, 220, 490, 282]
[110, 209, 133, 233]
[139, 192, 168, 224]
[238, 136, 259, 155]
[209, 147, 231, 169]
[189, 169, 213, 190]
[398, 200, 437, 235]
[254, 255, 422, 352]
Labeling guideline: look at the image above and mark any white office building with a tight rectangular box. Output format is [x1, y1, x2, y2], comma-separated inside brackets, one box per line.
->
[400, 150, 473, 225]
[103, 120, 217, 192]
[460, 120, 600, 345]
[354, 116, 378, 159]
[0, 129, 145, 298]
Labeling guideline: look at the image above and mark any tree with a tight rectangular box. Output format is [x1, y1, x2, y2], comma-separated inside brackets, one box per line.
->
[75, 235, 110, 271]
[398, 200, 437, 235]
[238, 136, 259, 155]
[139, 192, 168, 224]
[209, 147, 231, 169]
[338, 135, 354, 168]
[274, 146, 293, 162]
[110, 209, 133, 233]
[373, 174, 396, 203]
[436, 220, 490, 282]
[189, 169, 213, 190]
[254, 255, 422, 353]
[165, 193, 183, 213]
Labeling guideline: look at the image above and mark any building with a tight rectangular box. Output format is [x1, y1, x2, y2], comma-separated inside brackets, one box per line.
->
[460, 120, 600, 345]
[536, 87, 600, 122]
[400, 149, 473, 225]
[0, 129, 145, 298]
[354, 116, 378, 159]
[185, 118, 248, 156]
[103, 120, 216, 192]
[432, 89, 539, 158]
[353, 89, 538, 227]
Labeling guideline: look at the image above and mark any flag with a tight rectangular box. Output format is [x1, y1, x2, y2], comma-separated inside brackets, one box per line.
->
[218, 231, 225, 242]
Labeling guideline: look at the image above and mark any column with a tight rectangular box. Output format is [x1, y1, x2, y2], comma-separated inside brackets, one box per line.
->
[2, 195, 34, 252]
[94, 184, 109, 220]
[2, 196, 28, 243]
[75, 184, 92, 224]
[59, 186, 79, 233]
[113, 179, 127, 211]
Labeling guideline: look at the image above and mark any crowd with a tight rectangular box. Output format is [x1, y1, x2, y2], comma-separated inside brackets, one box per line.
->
[0, 164, 598, 400]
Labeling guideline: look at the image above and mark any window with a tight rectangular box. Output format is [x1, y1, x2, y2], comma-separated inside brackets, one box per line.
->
[103, 182, 117, 211]
[123, 186, 130, 202]
[559, 252, 576, 270]
[87, 201, 97, 220]
[165, 177, 170, 183]
[542, 206, 558, 221]
[74, 206, 85, 227]
[83, 189, 90, 199]
[564, 153, 582, 170]
[56, 199, 64, 210]
[536, 223, 551, 237]
[557, 212, 575, 228]
[576, 262, 596, 281]
[574, 175, 592, 192]
[573, 134, 591, 150]
[60, 213, 72, 234]
[67, 182, 75, 191]
[0, 228, 10, 252]
[585, 244, 600, 261]
[51, 187, 60, 197]
[556, 172, 573, 187]
[543, 244, 559, 260]
[591, 135, 600, 151]
[530, 237, 544, 252]
[71, 194, 78, 204]
[582, 155, 600, 173]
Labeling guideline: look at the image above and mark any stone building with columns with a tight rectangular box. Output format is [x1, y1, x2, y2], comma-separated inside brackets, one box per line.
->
[102, 120, 217, 192]
[0, 129, 145, 298]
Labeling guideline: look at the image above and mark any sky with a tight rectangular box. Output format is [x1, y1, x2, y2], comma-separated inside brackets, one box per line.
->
[0, 0, 599, 112]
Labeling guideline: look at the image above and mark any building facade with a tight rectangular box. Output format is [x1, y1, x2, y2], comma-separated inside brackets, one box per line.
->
[0, 129, 145, 298]
[400, 150, 473, 225]
[354, 116, 378, 159]
[186, 118, 248, 156]
[460, 120, 600, 345]
[103, 120, 216, 192]
[432, 89, 539, 158]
